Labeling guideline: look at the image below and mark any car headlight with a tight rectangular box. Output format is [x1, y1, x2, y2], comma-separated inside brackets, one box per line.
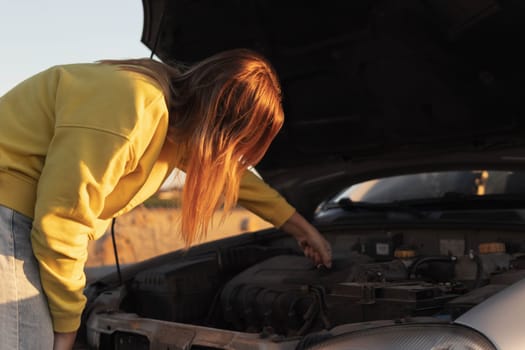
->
[307, 323, 495, 350]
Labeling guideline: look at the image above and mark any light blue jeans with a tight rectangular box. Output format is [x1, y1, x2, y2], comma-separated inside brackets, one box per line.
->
[0, 205, 53, 349]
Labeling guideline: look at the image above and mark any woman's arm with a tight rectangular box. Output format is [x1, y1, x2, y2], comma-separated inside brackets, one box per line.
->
[53, 332, 77, 350]
[238, 170, 332, 267]
[279, 211, 332, 268]
[31, 128, 133, 334]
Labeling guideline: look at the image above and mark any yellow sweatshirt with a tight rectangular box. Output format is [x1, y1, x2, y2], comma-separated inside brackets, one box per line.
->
[0, 63, 295, 332]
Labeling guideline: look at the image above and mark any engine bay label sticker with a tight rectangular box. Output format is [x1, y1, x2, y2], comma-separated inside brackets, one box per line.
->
[376, 243, 390, 255]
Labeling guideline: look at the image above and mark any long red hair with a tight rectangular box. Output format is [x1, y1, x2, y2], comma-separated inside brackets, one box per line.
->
[102, 49, 284, 246]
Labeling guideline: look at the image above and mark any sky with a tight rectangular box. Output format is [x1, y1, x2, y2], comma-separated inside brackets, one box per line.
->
[0, 1, 151, 95]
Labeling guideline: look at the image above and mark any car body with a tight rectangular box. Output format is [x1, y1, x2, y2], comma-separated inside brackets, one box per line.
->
[77, 1, 525, 349]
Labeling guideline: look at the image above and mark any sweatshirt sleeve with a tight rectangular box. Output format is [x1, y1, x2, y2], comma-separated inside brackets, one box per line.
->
[31, 127, 132, 332]
[237, 170, 296, 228]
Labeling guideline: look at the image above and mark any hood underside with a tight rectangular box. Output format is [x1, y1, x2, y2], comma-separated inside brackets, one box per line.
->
[141, 0, 525, 173]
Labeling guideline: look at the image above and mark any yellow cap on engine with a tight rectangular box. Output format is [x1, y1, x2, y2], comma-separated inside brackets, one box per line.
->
[394, 249, 416, 259]
[479, 242, 506, 254]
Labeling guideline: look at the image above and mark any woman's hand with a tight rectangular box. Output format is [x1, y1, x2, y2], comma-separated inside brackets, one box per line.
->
[279, 211, 332, 268]
[53, 331, 77, 350]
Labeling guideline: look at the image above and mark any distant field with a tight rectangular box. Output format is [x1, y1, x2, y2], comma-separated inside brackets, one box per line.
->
[86, 206, 272, 267]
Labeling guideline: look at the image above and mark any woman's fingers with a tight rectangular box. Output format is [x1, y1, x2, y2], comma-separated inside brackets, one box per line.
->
[303, 239, 331, 268]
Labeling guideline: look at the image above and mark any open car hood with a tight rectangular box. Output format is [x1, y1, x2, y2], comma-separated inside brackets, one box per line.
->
[141, 0, 525, 175]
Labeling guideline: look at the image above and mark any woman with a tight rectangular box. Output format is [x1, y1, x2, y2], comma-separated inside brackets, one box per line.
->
[0, 48, 331, 349]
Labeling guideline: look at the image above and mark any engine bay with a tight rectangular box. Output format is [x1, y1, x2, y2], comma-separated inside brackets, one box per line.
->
[118, 226, 525, 338]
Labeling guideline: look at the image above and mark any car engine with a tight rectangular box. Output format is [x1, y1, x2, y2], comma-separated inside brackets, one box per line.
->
[121, 228, 525, 338]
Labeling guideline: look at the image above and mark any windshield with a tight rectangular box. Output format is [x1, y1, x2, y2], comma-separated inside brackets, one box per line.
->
[330, 170, 525, 204]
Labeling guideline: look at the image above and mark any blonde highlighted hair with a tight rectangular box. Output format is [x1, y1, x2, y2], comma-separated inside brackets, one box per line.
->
[101, 49, 284, 246]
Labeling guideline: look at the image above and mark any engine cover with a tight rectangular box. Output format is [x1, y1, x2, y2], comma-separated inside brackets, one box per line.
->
[220, 255, 457, 336]
[220, 255, 339, 335]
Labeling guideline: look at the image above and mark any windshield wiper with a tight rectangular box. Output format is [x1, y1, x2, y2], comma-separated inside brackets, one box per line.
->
[336, 194, 525, 220]
[337, 198, 427, 218]
[401, 192, 525, 210]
